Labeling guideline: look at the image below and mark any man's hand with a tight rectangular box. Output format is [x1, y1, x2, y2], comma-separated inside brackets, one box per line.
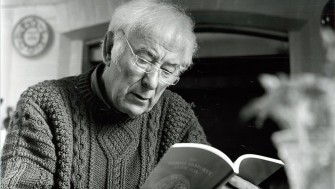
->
[216, 175, 260, 189]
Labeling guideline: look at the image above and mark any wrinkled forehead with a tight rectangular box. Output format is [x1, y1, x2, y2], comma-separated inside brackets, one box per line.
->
[128, 23, 194, 67]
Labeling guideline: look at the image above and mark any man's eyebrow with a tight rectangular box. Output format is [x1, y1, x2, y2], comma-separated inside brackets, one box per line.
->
[137, 47, 157, 58]
[136, 45, 180, 66]
[162, 62, 180, 68]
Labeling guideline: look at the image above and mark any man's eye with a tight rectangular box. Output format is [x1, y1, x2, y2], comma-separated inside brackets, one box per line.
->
[162, 69, 173, 75]
[137, 57, 148, 64]
[161, 64, 178, 74]
[137, 50, 154, 62]
[162, 66, 180, 77]
[137, 57, 151, 68]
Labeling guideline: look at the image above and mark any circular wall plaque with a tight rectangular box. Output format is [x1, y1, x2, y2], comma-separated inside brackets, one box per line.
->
[12, 15, 51, 57]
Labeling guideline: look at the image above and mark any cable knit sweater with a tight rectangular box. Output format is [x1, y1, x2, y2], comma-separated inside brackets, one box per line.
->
[1, 69, 208, 189]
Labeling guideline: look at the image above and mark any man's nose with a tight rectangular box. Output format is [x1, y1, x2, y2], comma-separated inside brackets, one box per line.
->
[141, 71, 159, 90]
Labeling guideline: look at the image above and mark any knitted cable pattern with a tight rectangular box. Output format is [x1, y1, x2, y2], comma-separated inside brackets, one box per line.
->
[1, 79, 74, 189]
[1, 70, 208, 188]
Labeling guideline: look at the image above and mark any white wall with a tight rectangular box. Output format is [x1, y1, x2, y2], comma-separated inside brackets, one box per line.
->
[1, 5, 60, 129]
[0, 0, 123, 130]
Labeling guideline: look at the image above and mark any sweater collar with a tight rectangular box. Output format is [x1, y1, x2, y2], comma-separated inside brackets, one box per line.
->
[90, 63, 112, 110]
[76, 63, 127, 119]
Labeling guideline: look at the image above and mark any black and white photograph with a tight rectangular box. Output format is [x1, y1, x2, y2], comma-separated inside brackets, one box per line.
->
[1, 0, 334, 188]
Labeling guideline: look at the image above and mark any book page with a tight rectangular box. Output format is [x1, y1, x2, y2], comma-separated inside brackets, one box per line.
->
[234, 154, 284, 185]
[141, 143, 236, 189]
[173, 143, 236, 169]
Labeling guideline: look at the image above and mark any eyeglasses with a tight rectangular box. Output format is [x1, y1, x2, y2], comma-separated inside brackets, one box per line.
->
[121, 30, 180, 85]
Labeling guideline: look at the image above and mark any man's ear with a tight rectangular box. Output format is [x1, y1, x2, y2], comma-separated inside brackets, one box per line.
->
[102, 31, 114, 65]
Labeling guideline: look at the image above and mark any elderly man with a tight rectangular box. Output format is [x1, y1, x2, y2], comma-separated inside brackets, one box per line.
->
[1, 0, 257, 188]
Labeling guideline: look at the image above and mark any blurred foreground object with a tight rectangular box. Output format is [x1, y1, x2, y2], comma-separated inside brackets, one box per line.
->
[320, 0, 335, 76]
[242, 2, 335, 188]
[242, 74, 335, 189]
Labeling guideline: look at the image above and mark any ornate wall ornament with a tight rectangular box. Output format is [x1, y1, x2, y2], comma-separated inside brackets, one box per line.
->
[12, 15, 51, 57]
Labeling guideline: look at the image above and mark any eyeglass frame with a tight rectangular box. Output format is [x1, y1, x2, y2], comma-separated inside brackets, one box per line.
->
[120, 30, 181, 85]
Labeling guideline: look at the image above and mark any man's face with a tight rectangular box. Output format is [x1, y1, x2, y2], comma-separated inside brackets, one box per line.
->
[102, 29, 187, 118]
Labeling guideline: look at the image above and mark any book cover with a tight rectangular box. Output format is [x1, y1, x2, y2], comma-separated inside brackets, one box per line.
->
[141, 143, 284, 189]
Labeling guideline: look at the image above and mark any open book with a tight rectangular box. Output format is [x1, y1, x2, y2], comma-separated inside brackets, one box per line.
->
[141, 143, 284, 189]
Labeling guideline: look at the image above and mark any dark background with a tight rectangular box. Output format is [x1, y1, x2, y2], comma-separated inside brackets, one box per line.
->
[171, 55, 289, 160]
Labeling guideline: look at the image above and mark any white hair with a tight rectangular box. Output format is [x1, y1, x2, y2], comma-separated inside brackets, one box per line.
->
[106, 0, 197, 70]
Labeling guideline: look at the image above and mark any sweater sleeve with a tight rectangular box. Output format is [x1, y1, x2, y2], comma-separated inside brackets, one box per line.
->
[181, 105, 209, 145]
[1, 97, 56, 189]
[161, 91, 209, 145]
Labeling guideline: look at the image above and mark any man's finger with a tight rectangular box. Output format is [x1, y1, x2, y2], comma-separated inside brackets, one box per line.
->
[228, 175, 260, 189]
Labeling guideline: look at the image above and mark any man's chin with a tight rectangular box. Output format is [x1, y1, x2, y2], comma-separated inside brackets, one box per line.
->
[123, 105, 148, 118]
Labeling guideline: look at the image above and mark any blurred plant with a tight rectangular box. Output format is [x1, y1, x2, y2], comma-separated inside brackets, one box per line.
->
[240, 1, 335, 188]
[241, 74, 335, 189]
[242, 74, 335, 132]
